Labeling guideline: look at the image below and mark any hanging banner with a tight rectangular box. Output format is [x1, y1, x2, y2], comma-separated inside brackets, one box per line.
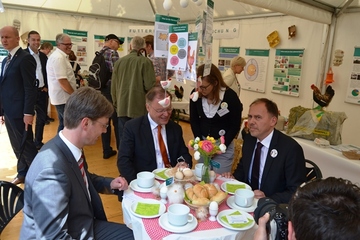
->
[185, 32, 198, 81]
[239, 49, 269, 93]
[203, 0, 214, 77]
[345, 47, 360, 105]
[218, 47, 240, 72]
[167, 24, 189, 71]
[63, 29, 88, 66]
[154, 14, 180, 58]
[271, 49, 304, 97]
[128, 26, 154, 37]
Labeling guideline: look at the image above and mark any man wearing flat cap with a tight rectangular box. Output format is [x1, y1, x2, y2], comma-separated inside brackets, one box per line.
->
[98, 34, 123, 159]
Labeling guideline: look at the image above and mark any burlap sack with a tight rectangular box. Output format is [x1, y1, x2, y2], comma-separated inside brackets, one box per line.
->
[286, 106, 347, 145]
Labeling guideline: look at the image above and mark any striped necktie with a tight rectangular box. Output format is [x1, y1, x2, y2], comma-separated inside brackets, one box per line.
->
[3, 53, 11, 74]
[78, 154, 88, 187]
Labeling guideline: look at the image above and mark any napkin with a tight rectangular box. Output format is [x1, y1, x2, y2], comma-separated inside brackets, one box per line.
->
[135, 202, 160, 216]
[226, 183, 246, 193]
[221, 211, 254, 228]
[155, 169, 168, 179]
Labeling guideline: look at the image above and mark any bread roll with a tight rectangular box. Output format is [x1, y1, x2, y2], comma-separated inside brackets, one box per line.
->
[192, 197, 210, 206]
[203, 184, 218, 198]
[193, 184, 209, 198]
[210, 191, 227, 203]
[185, 187, 195, 201]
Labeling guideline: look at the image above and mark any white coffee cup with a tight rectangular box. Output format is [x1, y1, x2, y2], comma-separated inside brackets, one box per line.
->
[167, 204, 194, 226]
[136, 171, 155, 188]
[235, 189, 254, 208]
[195, 163, 204, 178]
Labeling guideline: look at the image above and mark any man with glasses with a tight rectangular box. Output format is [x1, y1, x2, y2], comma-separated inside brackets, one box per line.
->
[46, 33, 76, 132]
[117, 85, 192, 189]
[97, 34, 123, 159]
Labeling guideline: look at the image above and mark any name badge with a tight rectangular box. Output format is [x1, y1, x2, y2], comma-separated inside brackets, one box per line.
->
[217, 108, 229, 117]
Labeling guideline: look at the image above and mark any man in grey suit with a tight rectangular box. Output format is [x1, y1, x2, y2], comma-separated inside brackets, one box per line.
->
[0, 26, 38, 185]
[223, 98, 306, 203]
[20, 87, 134, 239]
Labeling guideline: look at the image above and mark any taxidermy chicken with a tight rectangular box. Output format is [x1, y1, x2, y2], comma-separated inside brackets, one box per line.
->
[311, 84, 335, 108]
[174, 85, 184, 99]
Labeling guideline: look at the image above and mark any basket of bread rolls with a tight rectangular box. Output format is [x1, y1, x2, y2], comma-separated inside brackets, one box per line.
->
[184, 182, 227, 209]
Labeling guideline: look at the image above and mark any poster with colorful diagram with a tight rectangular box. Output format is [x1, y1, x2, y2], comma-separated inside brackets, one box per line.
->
[345, 47, 360, 105]
[167, 24, 189, 71]
[272, 49, 304, 97]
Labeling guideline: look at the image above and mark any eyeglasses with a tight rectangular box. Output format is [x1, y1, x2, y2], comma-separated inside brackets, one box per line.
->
[199, 84, 211, 90]
[148, 104, 173, 114]
[60, 43, 73, 47]
[93, 119, 109, 129]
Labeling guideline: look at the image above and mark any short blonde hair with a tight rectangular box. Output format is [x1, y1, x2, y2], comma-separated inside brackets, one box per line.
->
[230, 56, 246, 68]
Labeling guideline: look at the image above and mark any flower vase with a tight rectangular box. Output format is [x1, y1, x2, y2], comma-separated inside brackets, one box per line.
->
[201, 163, 211, 183]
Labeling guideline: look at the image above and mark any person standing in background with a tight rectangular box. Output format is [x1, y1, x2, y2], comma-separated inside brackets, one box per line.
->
[97, 34, 122, 159]
[143, 34, 174, 82]
[39, 41, 55, 124]
[24, 30, 49, 150]
[190, 63, 242, 174]
[46, 33, 76, 132]
[222, 56, 246, 97]
[111, 36, 156, 142]
[68, 50, 83, 88]
[0, 26, 38, 185]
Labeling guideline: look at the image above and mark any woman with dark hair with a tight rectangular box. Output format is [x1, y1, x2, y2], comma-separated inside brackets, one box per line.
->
[68, 50, 83, 88]
[190, 63, 243, 173]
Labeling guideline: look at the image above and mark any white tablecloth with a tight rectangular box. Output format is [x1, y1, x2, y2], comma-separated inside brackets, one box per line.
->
[293, 137, 360, 185]
[172, 100, 189, 111]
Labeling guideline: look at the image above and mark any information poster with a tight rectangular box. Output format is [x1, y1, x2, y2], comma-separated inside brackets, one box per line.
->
[218, 47, 239, 72]
[154, 14, 180, 58]
[271, 49, 304, 97]
[184, 32, 198, 81]
[63, 29, 88, 66]
[240, 49, 269, 93]
[167, 24, 189, 71]
[345, 47, 360, 105]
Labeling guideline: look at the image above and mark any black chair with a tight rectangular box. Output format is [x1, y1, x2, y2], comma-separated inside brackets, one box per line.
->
[305, 159, 323, 182]
[0, 181, 24, 235]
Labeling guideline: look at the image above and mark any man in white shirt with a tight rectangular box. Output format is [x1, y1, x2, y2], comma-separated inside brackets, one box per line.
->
[46, 33, 76, 132]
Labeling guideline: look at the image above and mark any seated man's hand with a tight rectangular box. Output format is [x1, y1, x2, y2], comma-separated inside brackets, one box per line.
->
[254, 189, 266, 199]
[111, 176, 129, 191]
[254, 212, 270, 240]
[221, 172, 234, 179]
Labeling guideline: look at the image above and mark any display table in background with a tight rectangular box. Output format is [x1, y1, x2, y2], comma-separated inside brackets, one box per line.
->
[171, 100, 189, 123]
[293, 137, 360, 184]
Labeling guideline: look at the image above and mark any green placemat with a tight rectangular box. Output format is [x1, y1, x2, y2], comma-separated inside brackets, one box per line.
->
[155, 169, 168, 179]
[135, 202, 160, 216]
[226, 183, 246, 193]
[220, 211, 254, 228]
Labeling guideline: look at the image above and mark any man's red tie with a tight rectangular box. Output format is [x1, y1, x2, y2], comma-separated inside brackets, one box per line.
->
[251, 142, 263, 190]
[158, 125, 171, 168]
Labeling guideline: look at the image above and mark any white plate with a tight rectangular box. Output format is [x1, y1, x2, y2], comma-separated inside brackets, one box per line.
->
[159, 212, 198, 233]
[152, 168, 168, 181]
[216, 209, 255, 231]
[130, 199, 166, 218]
[221, 181, 252, 194]
[226, 196, 258, 213]
[129, 179, 160, 193]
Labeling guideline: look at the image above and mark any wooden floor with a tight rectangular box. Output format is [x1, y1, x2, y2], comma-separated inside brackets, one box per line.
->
[0, 114, 194, 239]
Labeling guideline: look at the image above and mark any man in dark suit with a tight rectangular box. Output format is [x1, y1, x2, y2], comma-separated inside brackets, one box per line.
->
[0, 26, 38, 185]
[223, 98, 306, 203]
[118, 85, 192, 185]
[24, 30, 49, 150]
[20, 87, 134, 239]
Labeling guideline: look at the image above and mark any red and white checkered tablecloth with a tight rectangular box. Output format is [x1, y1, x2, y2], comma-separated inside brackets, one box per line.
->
[132, 178, 232, 240]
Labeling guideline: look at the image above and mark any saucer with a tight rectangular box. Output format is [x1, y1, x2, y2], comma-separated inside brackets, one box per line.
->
[129, 179, 160, 193]
[226, 196, 258, 212]
[216, 209, 255, 231]
[221, 180, 252, 194]
[130, 199, 166, 218]
[159, 213, 198, 233]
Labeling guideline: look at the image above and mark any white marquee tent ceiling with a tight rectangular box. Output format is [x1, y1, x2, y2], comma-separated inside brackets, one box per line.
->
[2, 0, 360, 24]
